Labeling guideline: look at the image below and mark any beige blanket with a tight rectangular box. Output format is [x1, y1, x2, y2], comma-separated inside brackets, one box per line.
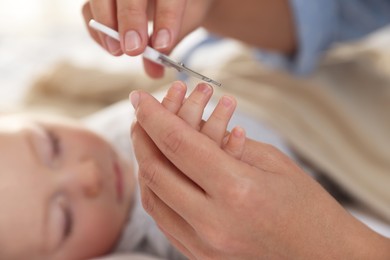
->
[23, 61, 174, 118]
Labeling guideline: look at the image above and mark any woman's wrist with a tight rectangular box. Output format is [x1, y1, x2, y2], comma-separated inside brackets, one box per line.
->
[356, 229, 390, 259]
[203, 0, 296, 53]
[337, 214, 390, 259]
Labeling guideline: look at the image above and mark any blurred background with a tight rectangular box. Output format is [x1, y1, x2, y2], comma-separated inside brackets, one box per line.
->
[1, 0, 389, 238]
[1, 0, 94, 106]
[0, 0, 231, 114]
[0, 0, 207, 110]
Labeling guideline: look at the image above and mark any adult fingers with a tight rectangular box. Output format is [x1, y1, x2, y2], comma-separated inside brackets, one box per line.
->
[144, 0, 187, 78]
[139, 182, 200, 259]
[88, 0, 123, 55]
[151, 0, 187, 52]
[143, 58, 165, 79]
[131, 121, 209, 223]
[130, 90, 243, 195]
[158, 227, 196, 259]
[117, 0, 148, 56]
[139, 172, 222, 260]
[82, 2, 101, 46]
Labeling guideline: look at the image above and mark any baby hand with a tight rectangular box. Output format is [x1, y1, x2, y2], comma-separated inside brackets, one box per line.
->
[161, 81, 246, 160]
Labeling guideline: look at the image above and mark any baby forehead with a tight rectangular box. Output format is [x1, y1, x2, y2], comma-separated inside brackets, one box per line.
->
[0, 127, 36, 161]
[0, 113, 75, 129]
[0, 126, 48, 195]
[0, 115, 44, 137]
[0, 117, 68, 143]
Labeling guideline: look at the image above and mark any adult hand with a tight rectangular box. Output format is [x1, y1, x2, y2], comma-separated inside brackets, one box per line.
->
[130, 90, 390, 259]
[82, 0, 213, 78]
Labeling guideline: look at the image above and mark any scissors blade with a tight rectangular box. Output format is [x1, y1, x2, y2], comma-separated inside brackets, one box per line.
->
[158, 55, 222, 87]
[89, 19, 221, 87]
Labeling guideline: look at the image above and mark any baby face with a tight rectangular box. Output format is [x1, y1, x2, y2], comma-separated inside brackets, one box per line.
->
[0, 114, 135, 260]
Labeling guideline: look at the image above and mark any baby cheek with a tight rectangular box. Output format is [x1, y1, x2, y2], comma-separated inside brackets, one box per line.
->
[77, 130, 111, 151]
[67, 209, 125, 259]
[64, 130, 106, 156]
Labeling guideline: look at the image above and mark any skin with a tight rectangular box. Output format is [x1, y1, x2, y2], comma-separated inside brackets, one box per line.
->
[0, 83, 240, 260]
[82, 0, 296, 77]
[130, 87, 390, 259]
[134, 81, 245, 258]
[0, 114, 135, 260]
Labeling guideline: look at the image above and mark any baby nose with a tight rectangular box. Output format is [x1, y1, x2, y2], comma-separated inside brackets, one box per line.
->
[75, 159, 103, 198]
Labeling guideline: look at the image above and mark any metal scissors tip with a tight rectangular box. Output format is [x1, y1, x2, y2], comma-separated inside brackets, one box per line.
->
[89, 19, 222, 87]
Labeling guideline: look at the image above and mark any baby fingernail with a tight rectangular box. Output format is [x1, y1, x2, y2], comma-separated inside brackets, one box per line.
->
[170, 81, 185, 96]
[221, 96, 233, 107]
[233, 127, 244, 138]
[197, 83, 212, 94]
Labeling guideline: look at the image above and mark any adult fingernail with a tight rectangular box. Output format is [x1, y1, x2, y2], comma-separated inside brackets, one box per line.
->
[130, 91, 139, 109]
[125, 30, 141, 52]
[154, 29, 171, 50]
[105, 36, 121, 55]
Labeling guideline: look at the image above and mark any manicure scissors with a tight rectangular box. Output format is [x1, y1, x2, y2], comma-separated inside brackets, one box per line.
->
[89, 19, 221, 87]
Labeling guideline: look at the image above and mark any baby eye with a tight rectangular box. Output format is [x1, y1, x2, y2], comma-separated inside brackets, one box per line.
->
[47, 195, 73, 251]
[47, 130, 61, 158]
[59, 199, 73, 240]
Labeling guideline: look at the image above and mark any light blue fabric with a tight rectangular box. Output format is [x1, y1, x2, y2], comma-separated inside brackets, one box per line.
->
[181, 1, 390, 77]
[285, 0, 390, 74]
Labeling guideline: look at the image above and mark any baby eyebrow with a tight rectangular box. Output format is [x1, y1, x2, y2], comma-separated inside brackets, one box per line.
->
[25, 130, 41, 163]
[25, 123, 52, 165]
